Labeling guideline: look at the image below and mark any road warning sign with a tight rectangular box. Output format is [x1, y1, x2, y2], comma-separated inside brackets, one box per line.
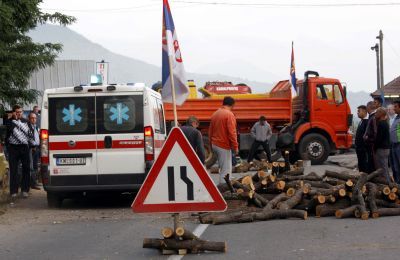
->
[132, 127, 227, 213]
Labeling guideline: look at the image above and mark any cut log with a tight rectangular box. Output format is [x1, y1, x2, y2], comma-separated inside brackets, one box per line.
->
[211, 209, 308, 225]
[278, 184, 310, 210]
[366, 182, 379, 218]
[335, 205, 360, 219]
[284, 150, 291, 173]
[376, 199, 400, 208]
[303, 181, 333, 189]
[278, 162, 286, 174]
[315, 199, 351, 217]
[282, 175, 322, 182]
[252, 170, 267, 182]
[388, 192, 398, 201]
[351, 172, 368, 204]
[175, 228, 200, 240]
[324, 170, 358, 181]
[223, 174, 236, 193]
[323, 177, 346, 186]
[265, 193, 289, 210]
[241, 175, 255, 191]
[286, 188, 296, 197]
[284, 180, 304, 190]
[345, 179, 354, 189]
[271, 162, 279, 175]
[376, 208, 400, 217]
[161, 227, 174, 239]
[143, 238, 227, 253]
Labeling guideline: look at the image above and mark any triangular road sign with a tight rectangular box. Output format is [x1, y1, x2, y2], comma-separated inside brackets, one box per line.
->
[132, 127, 227, 213]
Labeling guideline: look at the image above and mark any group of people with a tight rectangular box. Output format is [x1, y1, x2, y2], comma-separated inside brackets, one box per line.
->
[181, 96, 272, 184]
[3, 105, 41, 202]
[355, 97, 400, 183]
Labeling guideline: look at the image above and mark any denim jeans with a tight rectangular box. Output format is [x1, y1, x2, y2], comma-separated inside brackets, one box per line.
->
[390, 143, 400, 183]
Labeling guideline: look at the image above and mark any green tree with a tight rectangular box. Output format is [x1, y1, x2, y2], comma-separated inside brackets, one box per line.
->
[0, 0, 75, 112]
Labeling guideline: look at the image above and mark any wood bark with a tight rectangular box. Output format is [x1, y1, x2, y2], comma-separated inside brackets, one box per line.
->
[366, 182, 379, 218]
[278, 184, 310, 210]
[143, 238, 227, 253]
[264, 193, 289, 210]
[376, 208, 400, 217]
[211, 209, 307, 225]
[315, 199, 351, 217]
[324, 170, 359, 181]
[335, 205, 361, 219]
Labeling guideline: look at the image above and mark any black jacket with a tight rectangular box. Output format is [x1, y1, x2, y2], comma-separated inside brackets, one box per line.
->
[180, 125, 206, 164]
[355, 118, 368, 149]
[375, 120, 390, 150]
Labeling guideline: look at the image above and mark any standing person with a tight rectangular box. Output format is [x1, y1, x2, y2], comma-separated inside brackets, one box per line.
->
[32, 105, 41, 128]
[28, 112, 41, 190]
[374, 108, 391, 183]
[209, 96, 238, 184]
[387, 104, 396, 126]
[373, 96, 383, 110]
[355, 105, 369, 173]
[6, 105, 33, 200]
[364, 101, 377, 173]
[180, 116, 205, 164]
[389, 100, 400, 183]
[247, 116, 272, 164]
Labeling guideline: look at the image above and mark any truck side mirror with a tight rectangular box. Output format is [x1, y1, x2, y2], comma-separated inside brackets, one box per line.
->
[343, 86, 347, 99]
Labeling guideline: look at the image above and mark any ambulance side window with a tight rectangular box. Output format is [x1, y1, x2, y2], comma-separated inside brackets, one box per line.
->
[156, 99, 165, 134]
[151, 97, 161, 133]
[97, 95, 143, 134]
[48, 97, 95, 135]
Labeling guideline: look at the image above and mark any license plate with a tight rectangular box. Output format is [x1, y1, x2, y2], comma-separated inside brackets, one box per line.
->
[56, 157, 86, 166]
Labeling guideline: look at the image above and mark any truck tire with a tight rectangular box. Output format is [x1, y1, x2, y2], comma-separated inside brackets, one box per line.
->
[298, 133, 330, 165]
[203, 136, 217, 169]
[47, 192, 63, 208]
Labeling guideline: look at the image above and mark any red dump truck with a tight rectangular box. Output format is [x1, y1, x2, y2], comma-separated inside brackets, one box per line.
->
[164, 71, 353, 165]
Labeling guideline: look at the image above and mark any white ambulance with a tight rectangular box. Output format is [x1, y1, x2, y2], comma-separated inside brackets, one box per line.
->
[40, 84, 166, 207]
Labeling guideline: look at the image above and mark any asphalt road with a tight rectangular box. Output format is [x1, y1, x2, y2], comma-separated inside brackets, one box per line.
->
[1, 154, 400, 260]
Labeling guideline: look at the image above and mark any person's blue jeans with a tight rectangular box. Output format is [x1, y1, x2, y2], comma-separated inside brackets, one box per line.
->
[390, 143, 400, 183]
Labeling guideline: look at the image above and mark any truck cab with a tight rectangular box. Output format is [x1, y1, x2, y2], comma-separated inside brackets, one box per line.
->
[288, 71, 353, 164]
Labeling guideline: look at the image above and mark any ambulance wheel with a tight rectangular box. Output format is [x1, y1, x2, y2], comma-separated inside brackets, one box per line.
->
[47, 192, 63, 208]
[298, 133, 330, 165]
[203, 136, 217, 169]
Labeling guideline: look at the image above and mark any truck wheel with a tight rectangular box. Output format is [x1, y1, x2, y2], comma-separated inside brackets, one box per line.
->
[203, 136, 217, 169]
[47, 192, 63, 208]
[298, 133, 330, 165]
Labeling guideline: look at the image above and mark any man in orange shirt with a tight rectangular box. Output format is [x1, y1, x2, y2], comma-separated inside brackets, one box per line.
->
[209, 96, 238, 184]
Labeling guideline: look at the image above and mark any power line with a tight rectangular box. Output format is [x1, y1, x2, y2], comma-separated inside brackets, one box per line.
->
[42, 3, 159, 13]
[384, 36, 400, 65]
[173, 1, 400, 7]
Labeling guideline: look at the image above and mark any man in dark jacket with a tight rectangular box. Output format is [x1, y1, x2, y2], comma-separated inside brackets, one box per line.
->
[374, 107, 391, 183]
[355, 105, 369, 173]
[180, 116, 205, 164]
[364, 101, 377, 173]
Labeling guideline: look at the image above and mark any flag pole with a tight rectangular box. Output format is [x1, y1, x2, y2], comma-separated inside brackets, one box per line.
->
[168, 55, 179, 127]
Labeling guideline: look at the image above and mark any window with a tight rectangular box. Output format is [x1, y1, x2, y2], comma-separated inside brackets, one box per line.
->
[316, 85, 333, 100]
[156, 99, 166, 134]
[49, 97, 95, 135]
[97, 95, 143, 134]
[333, 84, 344, 104]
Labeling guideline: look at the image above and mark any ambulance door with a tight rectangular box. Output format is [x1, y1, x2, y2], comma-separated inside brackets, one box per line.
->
[47, 94, 97, 184]
[95, 92, 145, 186]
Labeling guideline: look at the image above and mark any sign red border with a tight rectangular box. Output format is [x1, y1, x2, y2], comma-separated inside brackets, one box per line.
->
[132, 127, 227, 213]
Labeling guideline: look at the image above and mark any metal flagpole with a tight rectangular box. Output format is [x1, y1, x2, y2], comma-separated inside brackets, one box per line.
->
[168, 47, 182, 234]
[168, 55, 178, 127]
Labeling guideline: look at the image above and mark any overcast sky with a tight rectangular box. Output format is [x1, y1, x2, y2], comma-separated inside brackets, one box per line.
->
[40, 0, 400, 92]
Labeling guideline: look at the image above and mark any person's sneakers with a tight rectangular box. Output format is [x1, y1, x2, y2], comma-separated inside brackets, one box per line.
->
[234, 162, 241, 168]
[21, 192, 29, 198]
[9, 194, 17, 205]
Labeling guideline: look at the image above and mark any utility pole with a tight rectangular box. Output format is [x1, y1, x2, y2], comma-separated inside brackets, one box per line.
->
[376, 30, 384, 89]
[371, 43, 380, 90]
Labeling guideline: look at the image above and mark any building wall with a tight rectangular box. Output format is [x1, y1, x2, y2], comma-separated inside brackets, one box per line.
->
[28, 60, 95, 108]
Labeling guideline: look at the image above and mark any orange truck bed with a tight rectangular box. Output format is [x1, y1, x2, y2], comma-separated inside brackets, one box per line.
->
[164, 88, 292, 127]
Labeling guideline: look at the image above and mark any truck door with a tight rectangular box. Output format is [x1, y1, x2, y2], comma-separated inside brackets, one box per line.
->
[312, 83, 347, 132]
[48, 95, 97, 184]
[96, 93, 145, 186]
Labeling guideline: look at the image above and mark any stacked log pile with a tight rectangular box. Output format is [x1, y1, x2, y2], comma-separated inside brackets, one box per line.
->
[200, 164, 400, 225]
